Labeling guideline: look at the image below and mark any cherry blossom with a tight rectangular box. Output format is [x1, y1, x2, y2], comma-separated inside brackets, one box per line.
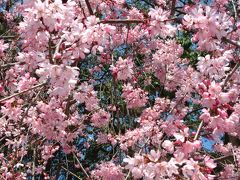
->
[122, 83, 148, 109]
[0, 40, 8, 57]
[0, 0, 239, 179]
[110, 57, 134, 81]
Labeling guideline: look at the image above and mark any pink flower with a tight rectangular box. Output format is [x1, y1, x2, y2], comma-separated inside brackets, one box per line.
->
[220, 165, 236, 180]
[0, 84, 4, 93]
[74, 82, 99, 111]
[0, 40, 8, 57]
[110, 57, 134, 81]
[204, 156, 216, 169]
[122, 83, 148, 109]
[173, 128, 189, 143]
[124, 154, 145, 179]
[183, 15, 194, 28]
[148, 7, 176, 37]
[127, 7, 144, 19]
[91, 109, 110, 128]
[147, 150, 161, 162]
[91, 162, 124, 180]
[162, 140, 174, 153]
[16, 73, 37, 91]
[182, 140, 201, 154]
[184, 5, 233, 51]
[36, 64, 79, 98]
[97, 132, 109, 144]
[199, 109, 211, 123]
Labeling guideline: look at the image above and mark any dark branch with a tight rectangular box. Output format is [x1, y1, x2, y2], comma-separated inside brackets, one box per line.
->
[85, 0, 93, 15]
[170, 0, 176, 16]
[100, 19, 146, 24]
[222, 37, 240, 48]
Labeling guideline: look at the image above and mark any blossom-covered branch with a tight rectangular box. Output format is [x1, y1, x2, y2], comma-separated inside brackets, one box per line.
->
[0, 0, 240, 179]
[0, 82, 47, 103]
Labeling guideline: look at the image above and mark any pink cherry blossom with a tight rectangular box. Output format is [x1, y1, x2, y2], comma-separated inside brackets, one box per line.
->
[162, 140, 174, 153]
[110, 57, 134, 81]
[91, 109, 110, 128]
[0, 40, 8, 57]
[122, 83, 148, 109]
[0, 0, 240, 179]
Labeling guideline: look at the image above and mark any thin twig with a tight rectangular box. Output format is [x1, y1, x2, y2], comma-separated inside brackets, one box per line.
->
[32, 148, 36, 180]
[231, 0, 237, 20]
[53, 36, 65, 63]
[125, 137, 150, 180]
[65, 155, 69, 180]
[100, 18, 179, 24]
[85, 0, 93, 15]
[183, 107, 205, 120]
[48, 35, 54, 64]
[78, 1, 86, 19]
[222, 37, 240, 48]
[169, 94, 186, 114]
[141, 0, 154, 7]
[61, 166, 82, 180]
[20, 87, 43, 122]
[125, 25, 129, 44]
[73, 153, 90, 178]
[194, 120, 203, 140]
[100, 19, 146, 24]
[222, 61, 240, 89]
[0, 82, 47, 104]
[170, 0, 176, 16]
[0, 62, 19, 68]
[214, 154, 233, 162]
[0, 35, 18, 39]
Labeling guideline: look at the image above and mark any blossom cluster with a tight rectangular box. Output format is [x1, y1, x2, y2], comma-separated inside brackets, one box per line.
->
[0, 0, 239, 179]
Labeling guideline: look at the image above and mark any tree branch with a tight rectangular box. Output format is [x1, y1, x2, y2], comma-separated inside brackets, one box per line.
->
[73, 153, 90, 178]
[194, 120, 203, 140]
[100, 19, 146, 24]
[222, 37, 240, 48]
[0, 62, 19, 68]
[222, 61, 240, 89]
[170, 0, 176, 16]
[61, 166, 82, 180]
[214, 154, 233, 162]
[183, 107, 205, 120]
[0, 82, 47, 104]
[53, 36, 65, 64]
[48, 35, 54, 64]
[231, 0, 237, 20]
[221, 37, 240, 88]
[99, 18, 180, 24]
[85, 0, 93, 15]
[140, 0, 155, 7]
[32, 148, 36, 180]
